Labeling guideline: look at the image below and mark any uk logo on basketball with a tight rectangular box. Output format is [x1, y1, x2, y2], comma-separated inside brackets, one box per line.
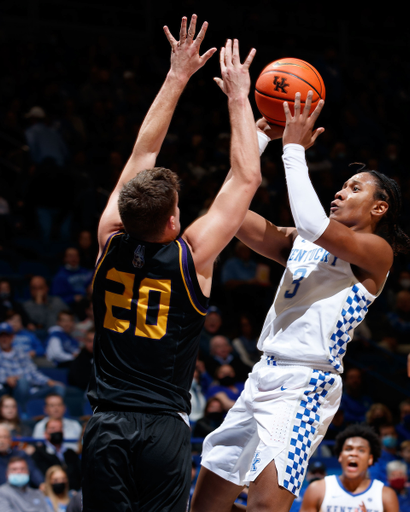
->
[273, 76, 290, 94]
[132, 245, 145, 268]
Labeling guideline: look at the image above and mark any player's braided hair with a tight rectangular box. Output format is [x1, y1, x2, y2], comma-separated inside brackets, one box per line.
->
[352, 164, 410, 255]
[334, 423, 381, 463]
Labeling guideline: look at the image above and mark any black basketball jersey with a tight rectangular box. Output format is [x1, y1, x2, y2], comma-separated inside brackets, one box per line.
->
[88, 231, 209, 415]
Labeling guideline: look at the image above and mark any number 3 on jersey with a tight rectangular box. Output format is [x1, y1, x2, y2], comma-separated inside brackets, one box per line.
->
[103, 268, 171, 339]
[284, 267, 307, 299]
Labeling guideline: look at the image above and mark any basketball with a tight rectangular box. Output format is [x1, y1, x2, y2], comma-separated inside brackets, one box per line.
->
[254, 58, 326, 126]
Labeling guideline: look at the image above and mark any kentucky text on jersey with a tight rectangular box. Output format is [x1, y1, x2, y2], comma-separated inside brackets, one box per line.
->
[288, 244, 338, 266]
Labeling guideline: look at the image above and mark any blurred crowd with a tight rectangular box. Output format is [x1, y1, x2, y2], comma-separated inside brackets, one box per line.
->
[0, 4, 410, 510]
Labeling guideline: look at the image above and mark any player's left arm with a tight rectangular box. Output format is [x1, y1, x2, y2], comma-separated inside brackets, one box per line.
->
[381, 486, 399, 512]
[281, 92, 393, 291]
[97, 15, 216, 257]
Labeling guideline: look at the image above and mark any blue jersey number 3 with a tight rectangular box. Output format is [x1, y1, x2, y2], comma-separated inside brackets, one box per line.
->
[284, 267, 307, 299]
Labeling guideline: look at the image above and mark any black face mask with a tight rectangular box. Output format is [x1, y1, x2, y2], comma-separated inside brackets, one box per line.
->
[51, 482, 66, 495]
[219, 376, 235, 387]
[206, 412, 224, 423]
[49, 432, 63, 446]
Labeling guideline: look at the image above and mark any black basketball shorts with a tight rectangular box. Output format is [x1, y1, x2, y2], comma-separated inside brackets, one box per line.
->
[81, 410, 192, 512]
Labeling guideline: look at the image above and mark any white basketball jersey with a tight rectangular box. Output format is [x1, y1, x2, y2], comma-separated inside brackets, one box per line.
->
[258, 236, 385, 373]
[320, 474, 384, 512]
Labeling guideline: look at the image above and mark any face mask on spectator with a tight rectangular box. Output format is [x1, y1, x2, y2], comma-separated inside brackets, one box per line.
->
[49, 432, 63, 446]
[219, 376, 235, 387]
[51, 482, 66, 495]
[382, 435, 397, 449]
[8, 473, 29, 487]
[389, 477, 406, 492]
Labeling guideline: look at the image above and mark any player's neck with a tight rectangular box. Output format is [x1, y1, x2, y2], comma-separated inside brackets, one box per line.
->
[339, 474, 371, 494]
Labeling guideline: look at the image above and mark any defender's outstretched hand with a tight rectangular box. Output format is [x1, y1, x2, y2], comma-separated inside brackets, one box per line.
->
[282, 91, 325, 149]
[214, 39, 256, 99]
[163, 14, 217, 81]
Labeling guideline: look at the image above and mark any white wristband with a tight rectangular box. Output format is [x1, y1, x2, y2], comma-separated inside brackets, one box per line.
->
[257, 131, 270, 156]
[282, 144, 330, 242]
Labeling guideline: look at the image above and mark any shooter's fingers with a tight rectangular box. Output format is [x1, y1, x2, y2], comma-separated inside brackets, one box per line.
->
[294, 92, 301, 116]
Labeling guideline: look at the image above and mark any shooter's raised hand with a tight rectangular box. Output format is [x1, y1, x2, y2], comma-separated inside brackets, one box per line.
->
[163, 14, 217, 81]
[282, 91, 325, 150]
[214, 39, 256, 99]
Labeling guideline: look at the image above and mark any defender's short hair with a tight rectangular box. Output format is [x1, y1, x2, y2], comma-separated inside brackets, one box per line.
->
[118, 167, 180, 241]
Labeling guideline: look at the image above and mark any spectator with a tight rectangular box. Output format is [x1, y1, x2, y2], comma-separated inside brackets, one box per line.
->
[66, 490, 82, 512]
[400, 440, 410, 480]
[76, 229, 98, 270]
[205, 364, 245, 412]
[32, 394, 82, 452]
[340, 367, 373, 424]
[0, 456, 50, 511]
[0, 425, 43, 488]
[369, 423, 400, 485]
[44, 465, 72, 512]
[396, 398, 410, 444]
[30, 419, 81, 491]
[50, 247, 93, 313]
[24, 106, 68, 168]
[203, 335, 248, 382]
[192, 397, 225, 442]
[0, 279, 30, 326]
[0, 395, 32, 439]
[383, 289, 410, 348]
[231, 313, 261, 369]
[22, 276, 69, 331]
[221, 240, 261, 288]
[220, 240, 273, 318]
[189, 365, 207, 424]
[0, 322, 65, 412]
[386, 460, 410, 512]
[6, 311, 45, 358]
[72, 299, 94, 340]
[45, 311, 80, 367]
[67, 327, 94, 392]
[198, 306, 223, 359]
[365, 402, 394, 434]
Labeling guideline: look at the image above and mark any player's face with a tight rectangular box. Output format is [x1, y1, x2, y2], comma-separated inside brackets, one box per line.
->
[329, 172, 381, 229]
[338, 436, 373, 479]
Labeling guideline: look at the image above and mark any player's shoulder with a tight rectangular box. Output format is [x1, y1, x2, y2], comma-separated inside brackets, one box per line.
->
[305, 477, 327, 497]
[381, 483, 398, 498]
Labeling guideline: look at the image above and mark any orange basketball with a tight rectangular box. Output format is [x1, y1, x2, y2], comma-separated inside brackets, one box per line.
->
[255, 57, 326, 126]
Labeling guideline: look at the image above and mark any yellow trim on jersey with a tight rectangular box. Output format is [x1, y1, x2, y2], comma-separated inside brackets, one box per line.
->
[92, 232, 123, 290]
[176, 239, 207, 316]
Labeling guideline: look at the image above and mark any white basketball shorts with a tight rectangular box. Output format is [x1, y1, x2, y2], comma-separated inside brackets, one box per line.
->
[200, 356, 342, 496]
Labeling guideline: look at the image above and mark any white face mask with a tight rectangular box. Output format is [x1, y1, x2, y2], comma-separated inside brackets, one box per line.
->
[8, 473, 30, 487]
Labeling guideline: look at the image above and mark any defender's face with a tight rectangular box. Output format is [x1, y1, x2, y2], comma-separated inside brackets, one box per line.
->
[330, 172, 380, 228]
[338, 436, 373, 478]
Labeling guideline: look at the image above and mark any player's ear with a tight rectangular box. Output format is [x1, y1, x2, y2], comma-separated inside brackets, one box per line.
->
[368, 454, 374, 467]
[167, 215, 176, 231]
[372, 200, 388, 218]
